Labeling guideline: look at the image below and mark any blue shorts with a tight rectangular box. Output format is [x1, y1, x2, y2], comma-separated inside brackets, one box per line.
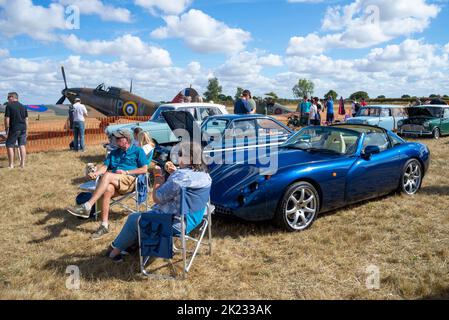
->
[6, 130, 27, 148]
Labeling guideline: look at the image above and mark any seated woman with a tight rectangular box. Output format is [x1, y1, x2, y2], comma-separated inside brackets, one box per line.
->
[106, 141, 211, 262]
[133, 127, 155, 156]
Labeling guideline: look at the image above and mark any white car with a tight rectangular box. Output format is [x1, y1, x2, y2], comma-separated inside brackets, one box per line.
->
[105, 103, 229, 145]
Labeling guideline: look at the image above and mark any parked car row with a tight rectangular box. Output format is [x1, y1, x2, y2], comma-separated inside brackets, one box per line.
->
[346, 104, 449, 139]
[103, 103, 432, 232]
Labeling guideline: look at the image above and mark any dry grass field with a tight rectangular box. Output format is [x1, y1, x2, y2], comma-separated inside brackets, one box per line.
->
[0, 136, 448, 300]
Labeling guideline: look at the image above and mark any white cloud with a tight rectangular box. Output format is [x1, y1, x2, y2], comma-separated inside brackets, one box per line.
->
[0, 48, 9, 57]
[151, 9, 251, 54]
[287, 0, 440, 56]
[285, 39, 449, 98]
[61, 34, 172, 68]
[58, 0, 131, 23]
[135, 0, 192, 16]
[0, 0, 67, 41]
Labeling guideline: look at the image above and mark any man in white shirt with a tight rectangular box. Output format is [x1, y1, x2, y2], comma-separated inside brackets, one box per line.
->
[308, 100, 319, 126]
[73, 98, 88, 152]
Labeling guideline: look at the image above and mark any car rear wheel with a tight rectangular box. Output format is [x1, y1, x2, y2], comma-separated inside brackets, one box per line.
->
[275, 182, 319, 232]
[433, 128, 440, 140]
[399, 159, 423, 195]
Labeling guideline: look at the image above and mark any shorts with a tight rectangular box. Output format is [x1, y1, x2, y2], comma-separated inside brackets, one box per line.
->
[6, 130, 27, 148]
[117, 175, 136, 195]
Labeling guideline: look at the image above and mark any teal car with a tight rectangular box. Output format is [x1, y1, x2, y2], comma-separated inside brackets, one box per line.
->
[346, 105, 407, 131]
[398, 105, 449, 139]
[105, 103, 228, 145]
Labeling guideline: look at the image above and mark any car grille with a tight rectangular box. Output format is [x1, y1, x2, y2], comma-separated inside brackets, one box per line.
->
[213, 204, 234, 215]
[402, 124, 425, 131]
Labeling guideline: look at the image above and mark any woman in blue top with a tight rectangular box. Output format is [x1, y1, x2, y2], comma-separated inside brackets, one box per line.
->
[106, 141, 212, 262]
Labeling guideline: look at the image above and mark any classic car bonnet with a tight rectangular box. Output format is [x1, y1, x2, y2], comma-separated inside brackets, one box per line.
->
[406, 107, 441, 118]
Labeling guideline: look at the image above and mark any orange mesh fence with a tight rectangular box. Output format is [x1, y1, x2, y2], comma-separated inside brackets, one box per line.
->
[0, 116, 150, 155]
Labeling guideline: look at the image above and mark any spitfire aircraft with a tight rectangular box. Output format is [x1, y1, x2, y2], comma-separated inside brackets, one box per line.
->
[56, 66, 159, 117]
[1, 67, 201, 117]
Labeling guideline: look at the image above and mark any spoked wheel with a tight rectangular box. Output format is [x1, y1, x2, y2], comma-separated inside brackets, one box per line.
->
[275, 182, 319, 232]
[400, 159, 423, 195]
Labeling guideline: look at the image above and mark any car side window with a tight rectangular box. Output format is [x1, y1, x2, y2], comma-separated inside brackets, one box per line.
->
[256, 119, 290, 137]
[389, 133, 404, 148]
[381, 108, 391, 117]
[444, 109, 449, 119]
[363, 132, 390, 152]
[228, 120, 257, 139]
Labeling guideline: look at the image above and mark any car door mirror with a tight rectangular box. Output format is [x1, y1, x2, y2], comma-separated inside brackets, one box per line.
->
[362, 145, 381, 160]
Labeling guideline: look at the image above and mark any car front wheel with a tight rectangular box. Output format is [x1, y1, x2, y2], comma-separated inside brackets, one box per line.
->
[399, 159, 423, 195]
[275, 182, 320, 232]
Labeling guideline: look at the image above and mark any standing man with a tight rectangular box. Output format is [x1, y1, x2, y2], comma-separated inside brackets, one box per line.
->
[298, 97, 311, 126]
[326, 97, 335, 124]
[234, 90, 252, 114]
[309, 99, 319, 126]
[361, 98, 368, 107]
[73, 97, 88, 152]
[247, 91, 257, 114]
[4, 92, 28, 169]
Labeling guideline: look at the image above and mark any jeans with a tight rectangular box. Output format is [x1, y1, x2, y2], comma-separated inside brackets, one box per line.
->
[112, 212, 141, 251]
[112, 211, 180, 251]
[73, 121, 85, 151]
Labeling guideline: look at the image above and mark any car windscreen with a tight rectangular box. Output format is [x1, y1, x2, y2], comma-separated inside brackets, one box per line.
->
[150, 106, 175, 122]
[407, 107, 442, 118]
[283, 127, 361, 155]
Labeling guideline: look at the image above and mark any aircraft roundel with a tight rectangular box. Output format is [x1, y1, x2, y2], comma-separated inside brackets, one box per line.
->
[122, 101, 138, 116]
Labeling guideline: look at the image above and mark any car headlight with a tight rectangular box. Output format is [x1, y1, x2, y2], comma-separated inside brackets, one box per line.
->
[397, 120, 404, 127]
[422, 122, 430, 128]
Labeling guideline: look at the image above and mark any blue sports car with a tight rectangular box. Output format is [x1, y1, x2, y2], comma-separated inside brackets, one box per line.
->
[210, 124, 430, 232]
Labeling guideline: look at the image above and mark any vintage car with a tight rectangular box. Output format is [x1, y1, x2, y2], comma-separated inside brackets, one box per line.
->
[210, 124, 430, 232]
[398, 105, 449, 139]
[345, 105, 407, 131]
[155, 112, 294, 166]
[104, 103, 228, 145]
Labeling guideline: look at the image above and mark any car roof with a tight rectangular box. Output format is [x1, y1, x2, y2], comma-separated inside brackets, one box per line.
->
[158, 103, 227, 109]
[410, 104, 448, 108]
[360, 105, 406, 108]
[206, 114, 273, 120]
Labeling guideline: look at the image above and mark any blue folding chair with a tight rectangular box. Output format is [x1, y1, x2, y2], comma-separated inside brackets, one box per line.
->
[137, 186, 214, 279]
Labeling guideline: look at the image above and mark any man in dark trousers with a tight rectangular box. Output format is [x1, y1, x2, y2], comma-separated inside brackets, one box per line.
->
[4, 92, 28, 169]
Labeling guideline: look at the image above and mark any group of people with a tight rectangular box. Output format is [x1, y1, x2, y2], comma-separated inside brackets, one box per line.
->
[67, 127, 210, 262]
[297, 96, 337, 126]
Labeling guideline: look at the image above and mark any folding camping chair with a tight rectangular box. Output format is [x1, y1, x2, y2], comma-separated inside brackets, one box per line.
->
[79, 149, 154, 218]
[137, 186, 214, 279]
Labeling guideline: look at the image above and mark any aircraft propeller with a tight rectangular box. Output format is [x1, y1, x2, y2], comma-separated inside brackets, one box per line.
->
[56, 66, 70, 105]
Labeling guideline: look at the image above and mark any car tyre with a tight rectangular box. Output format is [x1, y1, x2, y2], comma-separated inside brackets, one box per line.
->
[433, 128, 441, 140]
[399, 159, 423, 195]
[275, 181, 320, 232]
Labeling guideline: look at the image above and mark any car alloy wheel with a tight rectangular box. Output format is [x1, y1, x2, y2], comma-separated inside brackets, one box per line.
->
[433, 128, 440, 140]
[402, 160, 422, 195]
[277, 182, 319, 232]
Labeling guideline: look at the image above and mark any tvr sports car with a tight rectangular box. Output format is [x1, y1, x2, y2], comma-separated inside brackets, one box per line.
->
[210, 124, 430, 232]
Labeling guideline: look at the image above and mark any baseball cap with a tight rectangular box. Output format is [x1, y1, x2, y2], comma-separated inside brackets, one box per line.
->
[74, 98, 81, 102]
[112, 129, 131, 141]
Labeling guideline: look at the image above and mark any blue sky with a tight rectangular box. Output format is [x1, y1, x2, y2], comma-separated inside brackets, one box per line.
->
[0, 0, 448, 104]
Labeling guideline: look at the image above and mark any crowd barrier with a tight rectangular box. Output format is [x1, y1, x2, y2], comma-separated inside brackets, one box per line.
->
[0, 116, 150, 155]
